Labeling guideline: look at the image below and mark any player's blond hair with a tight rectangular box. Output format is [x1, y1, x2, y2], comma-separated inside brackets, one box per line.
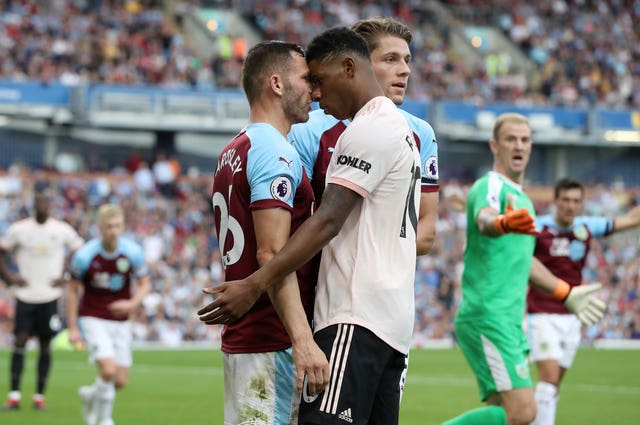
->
[352, 17, 413, 53]
[97, 203, 124, 224]
[493, 112, 529, 141]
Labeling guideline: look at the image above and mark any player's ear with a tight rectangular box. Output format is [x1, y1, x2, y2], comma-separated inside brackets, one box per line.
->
[342, 57, 356, 78]
[489, 138, 498, 155]
[269, 74, 284, 96]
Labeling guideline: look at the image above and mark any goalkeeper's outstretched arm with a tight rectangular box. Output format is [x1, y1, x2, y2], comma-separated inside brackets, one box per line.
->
[529, 257, 606, 326]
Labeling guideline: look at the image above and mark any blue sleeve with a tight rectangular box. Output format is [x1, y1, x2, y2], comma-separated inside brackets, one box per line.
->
[535, 214, 554, 229]
[121, 238, 148, 278]
[400, 110, 439, 187]
[247, 131, 302, 209]
[288, 122, 319, 180]
[69, 240, 100, 280]
[575, 216, 614, 237]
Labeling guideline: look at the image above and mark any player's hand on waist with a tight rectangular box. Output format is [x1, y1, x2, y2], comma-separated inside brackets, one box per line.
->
[496, 207, 538, 235]
[8, 274, 28, 287]
[197, 280, 262, 325]
[51, 271, 72, 287]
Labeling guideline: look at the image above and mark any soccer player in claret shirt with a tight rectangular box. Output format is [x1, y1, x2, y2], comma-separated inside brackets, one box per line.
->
[288, 16, 439, 255]
[526, 178, 640, 425]
[207, 40, 328, 424]
[200, 27, 422, 425]
[0, 189, 84, 411]
[66, 204, 151, 425]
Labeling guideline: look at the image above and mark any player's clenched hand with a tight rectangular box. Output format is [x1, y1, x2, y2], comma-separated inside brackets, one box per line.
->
[292, 335, 329, 396]
[496, 207, 538, 235]
[198, 280, 262, 325]
[68, 327, 83, 345]
[564, 283, 606, 326]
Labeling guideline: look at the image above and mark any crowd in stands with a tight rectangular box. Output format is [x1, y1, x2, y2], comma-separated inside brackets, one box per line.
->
[1, 0, 638, 108]
[1, 165, 639, 349]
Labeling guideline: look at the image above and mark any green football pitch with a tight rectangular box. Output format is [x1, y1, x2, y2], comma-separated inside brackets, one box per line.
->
[0, 348, 638, 424]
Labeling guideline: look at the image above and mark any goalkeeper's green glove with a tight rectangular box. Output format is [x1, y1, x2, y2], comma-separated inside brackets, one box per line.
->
[552, 280, 606, 326]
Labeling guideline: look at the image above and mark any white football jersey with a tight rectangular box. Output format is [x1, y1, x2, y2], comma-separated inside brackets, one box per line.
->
[314, 97, 421, 354]
[1, 217, 84, 303]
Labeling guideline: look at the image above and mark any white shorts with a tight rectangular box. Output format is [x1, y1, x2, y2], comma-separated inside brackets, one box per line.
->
[223, 348, 299, 425]
[526, 313, 581, 369]
[79, 316, 133, 368]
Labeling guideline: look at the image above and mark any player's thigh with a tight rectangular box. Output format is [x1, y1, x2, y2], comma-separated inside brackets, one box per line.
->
[526, 313, 563, 363]
[455, 320, 531, 402]
[223, 349, 297, 425]
[34, 299, 62, 339]
[13, 299, 36, 336]
[300, 324, 404, 425]
[557, 315, 581, 369]
[109, 320, 133, 368]
[79, 316, 116, 362]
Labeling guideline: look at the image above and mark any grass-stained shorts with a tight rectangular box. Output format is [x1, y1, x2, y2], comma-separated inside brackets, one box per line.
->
[455, 319, 531, 401]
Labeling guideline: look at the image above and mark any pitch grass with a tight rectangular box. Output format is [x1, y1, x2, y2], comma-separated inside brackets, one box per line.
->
[1, 348, 638, 424]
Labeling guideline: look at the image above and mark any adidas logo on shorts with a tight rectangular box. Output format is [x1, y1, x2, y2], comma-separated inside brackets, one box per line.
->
[338, 408, 353, 423]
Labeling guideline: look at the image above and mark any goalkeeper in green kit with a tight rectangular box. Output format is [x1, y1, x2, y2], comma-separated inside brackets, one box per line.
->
[443, 113, 606, 425]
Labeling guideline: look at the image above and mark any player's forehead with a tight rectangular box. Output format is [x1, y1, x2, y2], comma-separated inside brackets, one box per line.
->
[307, 58, 335, 81]
[372, 35, 410, 56]
[497, 121, 531, 140]
[557, 187, 583, 200]
[289, 52, 309, 70]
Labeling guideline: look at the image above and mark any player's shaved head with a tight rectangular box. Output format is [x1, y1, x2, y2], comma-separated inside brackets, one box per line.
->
[306, 27, 371, 66]
[241, 40, 305, 104]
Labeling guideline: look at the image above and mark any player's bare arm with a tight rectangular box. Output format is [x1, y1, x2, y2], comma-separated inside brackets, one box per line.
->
[476, 207, 506, 236]
[198, 183, 361, 324]
[613, 204, 640, 232]
[65, 278, 84, 345]
[253, 208, 329, 395]
[416, 191, 438, 255]
[530, 256, 606, 326]
[477, 205, 538, 236]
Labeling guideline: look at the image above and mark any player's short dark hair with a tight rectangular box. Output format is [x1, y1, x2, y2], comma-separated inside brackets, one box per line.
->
[241, 41, 305, 104]
[352, 17, 413, 53]
[306, 27, 370, 65]
[554, 178, 584, 199]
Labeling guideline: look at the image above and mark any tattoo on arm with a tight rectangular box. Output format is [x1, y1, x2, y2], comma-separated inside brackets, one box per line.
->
[314, 183, 361, 229]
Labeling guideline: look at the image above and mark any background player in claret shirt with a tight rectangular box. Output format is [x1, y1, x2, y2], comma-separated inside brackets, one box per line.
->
[200, 27, 421, 425]
[0, 189, 84, 411]
[526, 177, 640, 425]
[288, 16, 439, 255]
[206, 40, 328, 425]
[66, 204, 151, 425]
[443, 114, 604, 425]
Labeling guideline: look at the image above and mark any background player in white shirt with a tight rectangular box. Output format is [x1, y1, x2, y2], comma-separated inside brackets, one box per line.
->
[0, 189, 84, 410]
[199, 27, 421, 425]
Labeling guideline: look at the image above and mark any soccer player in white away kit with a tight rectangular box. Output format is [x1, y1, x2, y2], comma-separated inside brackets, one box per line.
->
[289, 16, 439, 256]
[199, 27, 421, 425]
[0, 189, 84, 411]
